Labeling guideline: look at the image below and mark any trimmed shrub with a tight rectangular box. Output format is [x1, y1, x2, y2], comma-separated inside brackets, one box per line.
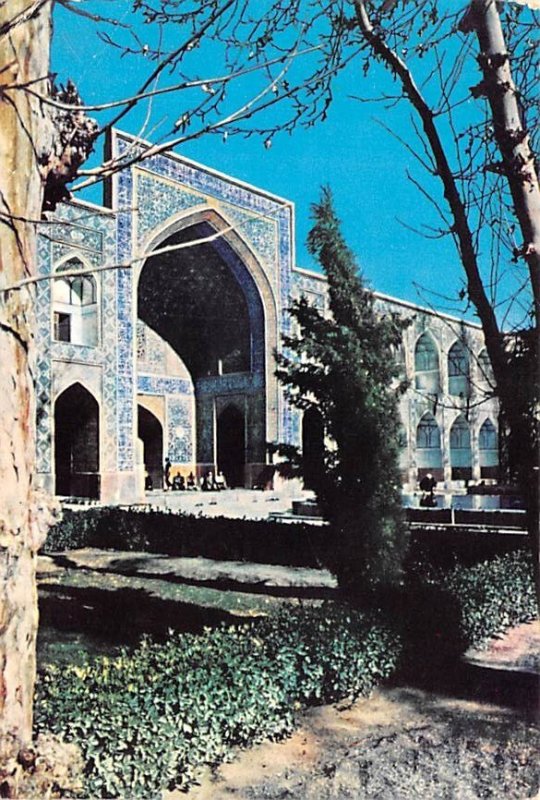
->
[442, 551, 537, 649]
[45, 507, 528, 574]
[34, 605, 402, 798]
[43, 507, 328, 567]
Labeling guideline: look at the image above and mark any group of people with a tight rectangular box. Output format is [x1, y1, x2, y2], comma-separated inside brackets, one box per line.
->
[145, 458, 228, 492]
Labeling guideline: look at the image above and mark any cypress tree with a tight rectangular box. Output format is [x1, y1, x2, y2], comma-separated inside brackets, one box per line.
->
[276, 187, 409, 592]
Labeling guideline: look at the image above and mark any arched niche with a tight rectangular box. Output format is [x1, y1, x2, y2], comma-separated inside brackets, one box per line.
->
[479, 418, 499, 479]
[137, 208, 279, 484]
[138, 405, 164, 490]
[54, 382, 100, 498]
[416, 412, 442, 481]
[302, 407, 325, 491]
[216, 403, 246, 488]
[448, 340, 470, 397]
[477, 348, 495, 394]
[449, 414, 472, 481]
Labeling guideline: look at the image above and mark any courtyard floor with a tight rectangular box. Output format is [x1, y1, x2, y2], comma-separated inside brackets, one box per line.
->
[128, 487, 319, 521]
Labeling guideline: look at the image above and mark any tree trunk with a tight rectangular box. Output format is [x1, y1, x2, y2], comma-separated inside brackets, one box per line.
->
[0, 0, 53, 750]
[461, 0, 540, 324]
[354, 0, 539, 596]
[461, 0, 540, 597]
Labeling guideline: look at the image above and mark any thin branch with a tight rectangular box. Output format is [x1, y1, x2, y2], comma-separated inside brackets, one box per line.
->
[0, 0, 50, 43]
[3, 204, 283, 292]
[12, 45, 320, 114]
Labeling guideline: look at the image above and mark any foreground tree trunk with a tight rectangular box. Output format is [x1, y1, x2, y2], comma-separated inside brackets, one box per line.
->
[0, 1, 53, 750]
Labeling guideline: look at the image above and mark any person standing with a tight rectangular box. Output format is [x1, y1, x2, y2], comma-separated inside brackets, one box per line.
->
[164, 457, 172, 491]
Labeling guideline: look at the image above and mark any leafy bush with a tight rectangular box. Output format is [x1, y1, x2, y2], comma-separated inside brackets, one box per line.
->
[34, 605, 401, 798]
[442, 551, 537, 649]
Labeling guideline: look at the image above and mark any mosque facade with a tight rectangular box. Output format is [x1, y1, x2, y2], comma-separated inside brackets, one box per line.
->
[34, 130, 499, 504]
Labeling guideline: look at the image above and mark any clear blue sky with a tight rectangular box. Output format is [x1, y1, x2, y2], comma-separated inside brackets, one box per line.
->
[52, 2, 480, 318]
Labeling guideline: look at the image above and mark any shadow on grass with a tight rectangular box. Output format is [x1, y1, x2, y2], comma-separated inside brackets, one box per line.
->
[38, 581, 239, 652]
[46, 553, 337, 600]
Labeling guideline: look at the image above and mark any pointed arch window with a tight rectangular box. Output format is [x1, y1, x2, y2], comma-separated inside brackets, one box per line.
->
[416, 413, 442, 469]
[450, 415, 471, 450]
[450, 414, 472, 479]
[479, 419, 499, 476]
[52, 258, 98, 347]
[477, 348, 494, 393]
[417, 413, 441, 449]
[479, 419, 497, 451]
[448, 340, 470, 397]
[415, 333, 440, 393]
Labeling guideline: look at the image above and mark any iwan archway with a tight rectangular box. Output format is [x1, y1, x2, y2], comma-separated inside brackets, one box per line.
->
[137, 209, 278, 487]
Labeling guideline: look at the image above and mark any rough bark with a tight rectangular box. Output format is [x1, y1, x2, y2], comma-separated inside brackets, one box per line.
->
[0, 0, 54, 750]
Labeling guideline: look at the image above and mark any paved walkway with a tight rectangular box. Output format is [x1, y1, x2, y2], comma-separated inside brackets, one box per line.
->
[132, 487, 317, 522]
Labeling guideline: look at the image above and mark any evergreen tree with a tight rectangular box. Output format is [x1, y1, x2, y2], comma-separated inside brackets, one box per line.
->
[276, 187, 409, 592]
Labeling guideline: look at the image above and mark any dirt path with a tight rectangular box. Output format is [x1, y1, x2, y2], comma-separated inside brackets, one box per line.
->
[179, 684, 538, 799]
[178, 623, 540, 800]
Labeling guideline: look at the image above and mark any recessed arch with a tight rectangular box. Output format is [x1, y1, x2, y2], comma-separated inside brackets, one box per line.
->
[216, 403, 245, 487]
[414, 332, 440, 393]
[137, 207, 280, 484]
[416, 412, 442, 478]
[138, 405, 164, 490]
[302, 407, 325, 491]
[52, 255, 99, 347]
[54, 382, 100, 498]
[477, 348, 494, 392]
[479, 418, 499, 479]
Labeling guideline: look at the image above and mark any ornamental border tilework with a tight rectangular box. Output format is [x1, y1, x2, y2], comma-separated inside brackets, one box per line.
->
[113, 133, 295, 469]
[35, 203, 118, 476]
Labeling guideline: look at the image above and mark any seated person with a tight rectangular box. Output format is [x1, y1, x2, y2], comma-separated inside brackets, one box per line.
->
[215, 471, 227, 490]
[172, 474, 185, 491]
[186, 471, 197, 490]
[144, 474, 153, 491]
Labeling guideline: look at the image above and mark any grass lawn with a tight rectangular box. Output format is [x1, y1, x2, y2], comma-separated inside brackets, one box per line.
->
[37, 550, 334, 667]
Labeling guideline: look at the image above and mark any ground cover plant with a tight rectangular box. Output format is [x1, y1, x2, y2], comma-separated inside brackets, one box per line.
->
[35, 605, 401, 798]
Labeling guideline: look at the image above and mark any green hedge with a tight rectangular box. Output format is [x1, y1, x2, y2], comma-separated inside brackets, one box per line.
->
[43, 507, 326, 567]
[34, 605, 401, 798]
[34, 551, 536, 796]
[44, 507, 528, 571]
[442, 551, 537, 649]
